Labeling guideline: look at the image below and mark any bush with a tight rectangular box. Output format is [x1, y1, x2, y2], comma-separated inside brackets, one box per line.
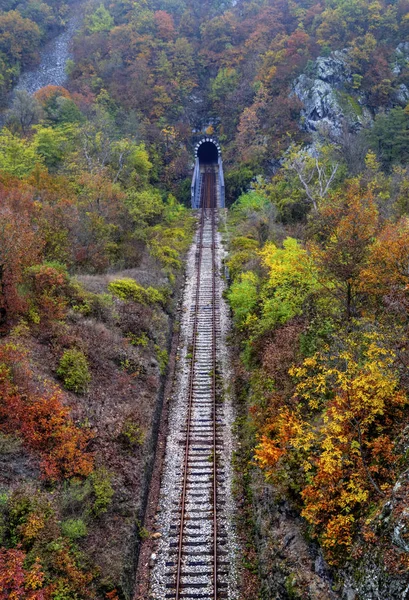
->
[90, 468, 114, 517]
[108, 278, 165, 306]
[57, 349, 91, 394]
[25, 262, 70, 322]
[61, 518, 87, 540]
[119, 418, 146, 448]
[155, 344, 169, 375]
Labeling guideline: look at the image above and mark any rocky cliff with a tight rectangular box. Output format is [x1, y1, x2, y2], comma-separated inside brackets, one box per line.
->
[293, 45, 409, 141]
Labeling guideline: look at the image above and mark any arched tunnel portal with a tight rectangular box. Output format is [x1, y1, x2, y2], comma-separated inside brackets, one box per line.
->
[197, 141, 219, 164]
[191, 137, 225, 208]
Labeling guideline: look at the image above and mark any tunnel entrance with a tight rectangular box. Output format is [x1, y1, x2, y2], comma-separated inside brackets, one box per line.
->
[191, 137, 225, 208]
[197, 141, 219, 164]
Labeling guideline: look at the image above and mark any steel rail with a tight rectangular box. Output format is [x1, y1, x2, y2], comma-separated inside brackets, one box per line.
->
[175, 196, 205, 599]
[174, 169, 219, 600]
[211, 192, 218, 600]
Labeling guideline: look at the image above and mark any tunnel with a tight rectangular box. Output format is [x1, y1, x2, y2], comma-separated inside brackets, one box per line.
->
[191, 137, 225, 208]
[197, 140, 219, 164]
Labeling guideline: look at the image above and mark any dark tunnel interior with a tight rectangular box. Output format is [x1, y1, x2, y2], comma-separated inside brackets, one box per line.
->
[197, 141, 219, 164]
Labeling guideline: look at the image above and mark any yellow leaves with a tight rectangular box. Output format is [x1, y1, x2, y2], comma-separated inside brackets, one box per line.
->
[321, 514, 355, 558]
[282, 332, 408, 561]
[259, 238, 315, 286]
[365, 149, 380, 172]
[24, 557, 45, 590]
[19, 513, 45, 541]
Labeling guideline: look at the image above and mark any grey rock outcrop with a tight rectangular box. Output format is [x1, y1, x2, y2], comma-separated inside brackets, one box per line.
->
[292, 49, 371, 138]
[395, 83, 409, 106]
[392, 42, 409, 76]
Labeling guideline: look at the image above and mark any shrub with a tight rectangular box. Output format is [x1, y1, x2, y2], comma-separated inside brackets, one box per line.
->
[69, 281, 113, 320]
[155, 345, 169, 375]
[108, 278, 165, 306]
[61, 518, 87, 540]
[57, 349, 91, 393]
[0, 344, 94, 481]
[25, 262, 70, 322]
[119, 418, 146, 448]
[227, 271, 259, 329]
[0, 547, 48, 599]
[126, 332, 149, 347]
[90, 468, 114, 517]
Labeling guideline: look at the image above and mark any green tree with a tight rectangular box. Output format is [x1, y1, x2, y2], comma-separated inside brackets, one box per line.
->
[0, 129, 41, 177]
[368, 108, 409, 169]
[33, 125, 75, 171]
[85, 4, 114, 33]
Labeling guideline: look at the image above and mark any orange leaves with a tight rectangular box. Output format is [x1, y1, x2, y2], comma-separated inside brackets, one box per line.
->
[0, 343, 94, 481]
[33, 86, 71, 106]
[255, 406, 313, 480]
[310, 182, 409, 320]
[0, 547, 48, 600]
[359, 217, 409, 300]
[21, 390, 94, 481]
[255, 435, 285, 470]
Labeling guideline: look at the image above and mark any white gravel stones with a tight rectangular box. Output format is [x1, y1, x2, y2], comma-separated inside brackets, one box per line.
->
[149, 210, 239, 599]
[15, 11, 82, 95]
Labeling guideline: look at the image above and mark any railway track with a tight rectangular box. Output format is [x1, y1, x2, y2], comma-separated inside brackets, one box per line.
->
[150, 169, 237, 599]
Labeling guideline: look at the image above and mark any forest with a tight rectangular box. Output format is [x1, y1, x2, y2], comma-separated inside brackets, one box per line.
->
[1, 0, 409, 598]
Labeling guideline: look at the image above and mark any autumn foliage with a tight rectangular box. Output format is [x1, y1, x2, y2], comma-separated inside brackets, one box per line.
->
[228, 171, 409, 570]
[0, 344, 93, 481]
[0, 547, 47, 600]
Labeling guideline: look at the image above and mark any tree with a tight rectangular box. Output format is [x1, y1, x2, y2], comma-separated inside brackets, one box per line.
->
[0, 129, 41, 178]
[257, 237, 320, 333]
[293, 336, 406, 562]
[154, 10, 175, 40]
[210, 67, 239, 104]
[32, 125, 75, 171]
[0, 185, 41, 327]
[85, 4, 114, 33]
[368, 108, 409, 169]
[236, 85, 269, 165]
[359, 217, 409, 305]
[0, 11, 41, 66]
[309, 181, 378, 319]
[256, 335, 407, 564]
[284, 145, 339, 212]
[6, 90, 43, 135]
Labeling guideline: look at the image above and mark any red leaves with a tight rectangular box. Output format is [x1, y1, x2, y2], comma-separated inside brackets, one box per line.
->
[154, 11, 175, 41]
[0, 183, 42, 328]
[0, 344, 94, 482]
[0, 547, 47, 600]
